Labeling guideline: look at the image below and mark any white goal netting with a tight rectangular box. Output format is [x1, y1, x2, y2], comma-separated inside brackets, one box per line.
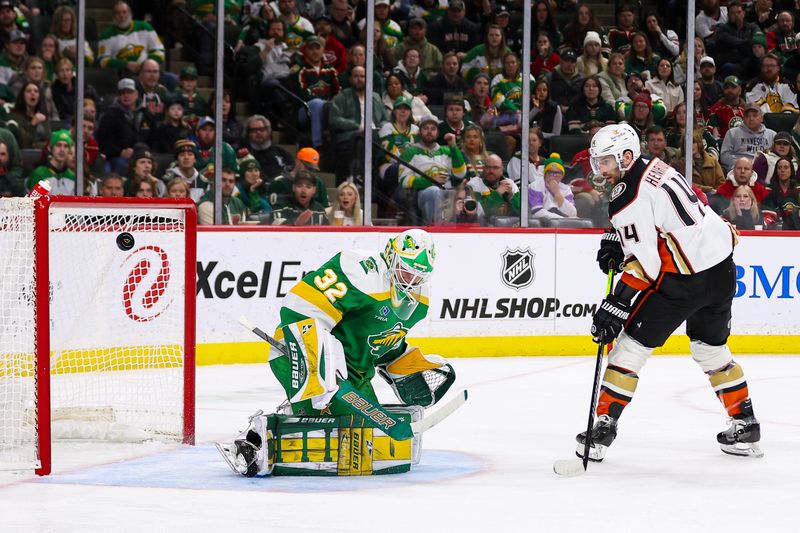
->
[1, 199, 192, 472]
[0, 198, 38, 469]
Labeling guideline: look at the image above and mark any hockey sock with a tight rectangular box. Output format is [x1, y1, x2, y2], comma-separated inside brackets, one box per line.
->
[708, 362, 750, 417]
[596, 365, 639, 419]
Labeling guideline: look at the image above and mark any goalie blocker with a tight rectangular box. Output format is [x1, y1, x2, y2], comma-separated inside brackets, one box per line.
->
[217, 406, 424, 477]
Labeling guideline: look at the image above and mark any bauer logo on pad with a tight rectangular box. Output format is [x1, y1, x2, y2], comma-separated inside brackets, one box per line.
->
[501, 248, 535, 290]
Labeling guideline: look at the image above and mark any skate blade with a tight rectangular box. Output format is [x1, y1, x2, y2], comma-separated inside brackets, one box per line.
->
[575, 442, 607, 462]
[720, 442, 764, 458]
[215, 442, 245, 475]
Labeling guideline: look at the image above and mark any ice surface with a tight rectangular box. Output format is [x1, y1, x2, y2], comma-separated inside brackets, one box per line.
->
[1, 355, 797, 532]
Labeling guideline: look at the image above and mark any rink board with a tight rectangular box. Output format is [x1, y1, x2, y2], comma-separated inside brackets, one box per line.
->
[194, 228, 800, 361]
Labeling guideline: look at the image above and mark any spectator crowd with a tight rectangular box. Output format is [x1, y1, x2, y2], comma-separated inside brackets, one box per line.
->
[0, 0, 798, 230]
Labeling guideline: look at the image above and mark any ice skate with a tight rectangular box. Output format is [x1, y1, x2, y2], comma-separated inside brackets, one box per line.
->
[216, 410, 268, 476]
[717, 401, 763, 458]
[575, 414, 618, 462]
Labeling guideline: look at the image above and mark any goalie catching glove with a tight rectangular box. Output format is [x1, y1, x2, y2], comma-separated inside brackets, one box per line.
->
[377, 347, 455, 408]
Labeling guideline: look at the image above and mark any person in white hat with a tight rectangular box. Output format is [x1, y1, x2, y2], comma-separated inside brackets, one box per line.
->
[576, 30, 607, 77]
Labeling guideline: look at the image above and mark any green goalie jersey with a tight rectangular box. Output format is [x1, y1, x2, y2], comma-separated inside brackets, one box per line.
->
[278, 249, 430, 384]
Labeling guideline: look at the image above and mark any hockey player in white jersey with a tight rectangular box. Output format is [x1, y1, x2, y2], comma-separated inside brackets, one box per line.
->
[578, 123, 762, 461]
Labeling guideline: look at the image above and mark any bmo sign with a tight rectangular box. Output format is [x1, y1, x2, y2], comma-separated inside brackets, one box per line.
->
[735, 264, 800, 299]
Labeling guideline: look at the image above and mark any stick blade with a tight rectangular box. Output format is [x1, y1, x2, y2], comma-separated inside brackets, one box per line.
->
[553, 458, 587, 477]
[410, 389, 468, 435]
[238, 316, 257, 332]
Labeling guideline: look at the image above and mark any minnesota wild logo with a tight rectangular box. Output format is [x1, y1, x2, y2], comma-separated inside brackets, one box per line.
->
[119, 44, 145, 61]
[367, 323, 408, 357]
[402, 235, 416, 250]
[359, 257, 378, 274]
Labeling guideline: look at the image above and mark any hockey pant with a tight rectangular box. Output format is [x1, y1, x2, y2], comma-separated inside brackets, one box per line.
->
[597, 256, 754, 419]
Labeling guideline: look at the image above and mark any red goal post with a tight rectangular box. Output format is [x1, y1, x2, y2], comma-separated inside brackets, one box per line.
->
[0, 196, 196, 476]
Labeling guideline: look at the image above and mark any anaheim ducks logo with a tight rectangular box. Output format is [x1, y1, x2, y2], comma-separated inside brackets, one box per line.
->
[367, 322, 408, 357]
[611, 182, 626, 200]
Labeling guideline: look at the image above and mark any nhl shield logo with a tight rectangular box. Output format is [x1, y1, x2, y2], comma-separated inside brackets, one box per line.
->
[501, 248, 535, 290]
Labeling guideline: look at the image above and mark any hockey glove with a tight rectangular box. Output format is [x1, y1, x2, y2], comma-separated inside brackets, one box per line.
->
[591, 294, 631, 344]
[596, 228, 625, 274]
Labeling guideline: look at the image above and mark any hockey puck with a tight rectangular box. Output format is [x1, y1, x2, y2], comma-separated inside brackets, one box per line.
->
[116, 232, 135, 251]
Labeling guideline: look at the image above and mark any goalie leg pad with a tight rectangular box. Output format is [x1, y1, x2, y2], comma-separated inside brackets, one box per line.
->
[607, 331, 653, 374]
[273, 319, 347, 411]
[265, 408, 423, 477]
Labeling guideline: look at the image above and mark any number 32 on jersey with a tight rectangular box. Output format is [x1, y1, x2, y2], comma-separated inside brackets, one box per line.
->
[314, 269, 348, 303]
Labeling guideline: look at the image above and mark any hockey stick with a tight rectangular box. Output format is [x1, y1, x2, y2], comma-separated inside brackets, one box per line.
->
[238, 316, 285, 361]
[410, 389, 468, 434]
[553, 269, 615, 477]
[238, 316, 467, 438]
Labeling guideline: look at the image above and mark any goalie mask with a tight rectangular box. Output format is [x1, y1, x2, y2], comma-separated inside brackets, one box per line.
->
[383, 229, 435, 320]
[589, 123, 641, 176]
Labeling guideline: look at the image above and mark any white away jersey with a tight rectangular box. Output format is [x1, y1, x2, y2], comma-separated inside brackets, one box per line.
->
[609, 157, 735, 288]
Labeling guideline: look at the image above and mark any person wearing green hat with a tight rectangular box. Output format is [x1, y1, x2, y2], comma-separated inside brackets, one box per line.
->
[709, 75, 745, 139]
[27, 129, 76, 195]
[528, 152, 577, 220]
[740, 31, 769, 82]
[234, 155, 272, 215]
[175, 63, 207, 126]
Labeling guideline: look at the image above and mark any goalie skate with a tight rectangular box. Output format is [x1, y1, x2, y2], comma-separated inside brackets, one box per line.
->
[215, 410, 269, 476]
[575, 414, 618, 462]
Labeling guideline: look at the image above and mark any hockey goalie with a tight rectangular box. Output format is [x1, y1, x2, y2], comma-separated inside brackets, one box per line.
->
[217, 229, 456, 477]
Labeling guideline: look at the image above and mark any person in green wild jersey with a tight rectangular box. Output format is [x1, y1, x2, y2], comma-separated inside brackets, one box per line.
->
[268, 228, 456, 417]
[218, 229, 457, 477]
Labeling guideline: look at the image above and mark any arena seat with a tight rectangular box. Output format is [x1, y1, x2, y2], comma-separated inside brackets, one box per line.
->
[542, 217, 594, 229]
[485, 131, 510, 161]
[763, 113, 797, 134]
[548, 135, 589, 162]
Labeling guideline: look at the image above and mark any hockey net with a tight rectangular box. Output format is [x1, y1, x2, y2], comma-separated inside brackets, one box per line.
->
[0, 197, 196, 475]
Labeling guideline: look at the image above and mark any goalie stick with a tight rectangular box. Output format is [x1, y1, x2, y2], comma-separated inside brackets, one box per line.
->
[238, 316, 468, 438]
[553, 270, 615, 478]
